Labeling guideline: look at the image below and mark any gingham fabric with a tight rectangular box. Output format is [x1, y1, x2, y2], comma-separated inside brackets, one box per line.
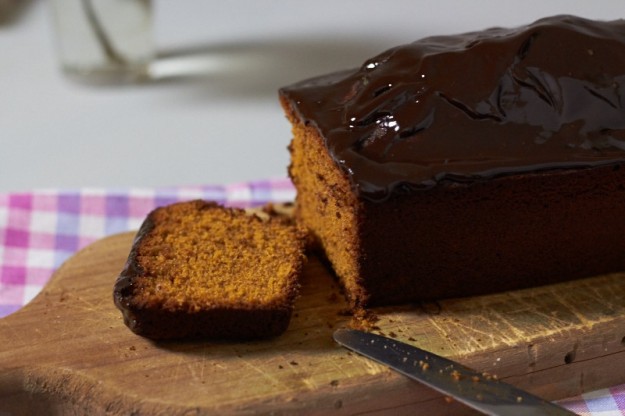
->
[0, 178, 623, 415]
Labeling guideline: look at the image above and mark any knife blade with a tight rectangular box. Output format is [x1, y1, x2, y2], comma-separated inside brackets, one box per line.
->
[333, 328, 575, 416]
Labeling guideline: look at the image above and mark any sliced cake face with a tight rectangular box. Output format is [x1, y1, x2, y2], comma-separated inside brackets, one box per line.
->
[285, 109, 366, 307]
[281, 15, 625, 202]
[114, 200, 307, 340]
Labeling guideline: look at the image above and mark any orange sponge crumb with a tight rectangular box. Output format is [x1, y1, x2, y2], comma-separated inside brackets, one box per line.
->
[114, 200, 307, 340]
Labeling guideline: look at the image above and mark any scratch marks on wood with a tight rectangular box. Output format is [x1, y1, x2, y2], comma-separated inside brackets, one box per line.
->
[550, 290, 597, 329]
[169, 353, 186, 382]
[487, 308, 530, 345]
[419, 274, 625, 356]
[185, 350, 210, 385]
[235, 355, 291, 390]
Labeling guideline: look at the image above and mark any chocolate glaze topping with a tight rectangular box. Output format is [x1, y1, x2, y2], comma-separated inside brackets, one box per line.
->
[281, 15, 625, 201]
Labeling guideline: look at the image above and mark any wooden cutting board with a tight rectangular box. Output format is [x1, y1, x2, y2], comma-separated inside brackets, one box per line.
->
[1, 232, 625, 415]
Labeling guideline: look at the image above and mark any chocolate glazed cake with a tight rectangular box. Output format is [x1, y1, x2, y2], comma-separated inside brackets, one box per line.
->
[280, 15, 625, 308]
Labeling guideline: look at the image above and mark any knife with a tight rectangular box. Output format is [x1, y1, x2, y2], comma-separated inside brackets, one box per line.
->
[333, 329, 576, 415]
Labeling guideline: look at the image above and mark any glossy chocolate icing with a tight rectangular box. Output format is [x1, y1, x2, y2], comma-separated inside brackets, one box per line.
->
[281, 15, 625, 201]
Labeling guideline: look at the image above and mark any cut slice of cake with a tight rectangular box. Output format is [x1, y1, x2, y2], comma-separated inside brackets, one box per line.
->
[113, 200, 307, 340]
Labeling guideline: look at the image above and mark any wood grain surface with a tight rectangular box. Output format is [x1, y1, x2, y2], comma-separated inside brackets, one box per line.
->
[1, 231, 625, 415]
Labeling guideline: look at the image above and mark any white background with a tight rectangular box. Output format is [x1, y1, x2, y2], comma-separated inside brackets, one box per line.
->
[1, 0, 623, 192]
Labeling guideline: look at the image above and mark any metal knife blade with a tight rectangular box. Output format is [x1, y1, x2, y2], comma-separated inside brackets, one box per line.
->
[333, 329, 575, 416]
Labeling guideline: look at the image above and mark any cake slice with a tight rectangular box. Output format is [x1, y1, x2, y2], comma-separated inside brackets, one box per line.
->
[280, 15, 625, 307]
[113, 200, 307, 340]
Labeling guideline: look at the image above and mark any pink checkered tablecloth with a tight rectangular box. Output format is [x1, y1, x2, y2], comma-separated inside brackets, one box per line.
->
[0, 178, 623, 415]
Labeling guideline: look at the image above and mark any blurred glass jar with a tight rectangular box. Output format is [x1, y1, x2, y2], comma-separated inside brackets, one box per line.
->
[50, 0, 153, 83]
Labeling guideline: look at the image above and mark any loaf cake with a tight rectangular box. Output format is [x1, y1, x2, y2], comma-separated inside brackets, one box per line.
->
[113, 200, 307, 340]
[280, 15, 625, 307]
